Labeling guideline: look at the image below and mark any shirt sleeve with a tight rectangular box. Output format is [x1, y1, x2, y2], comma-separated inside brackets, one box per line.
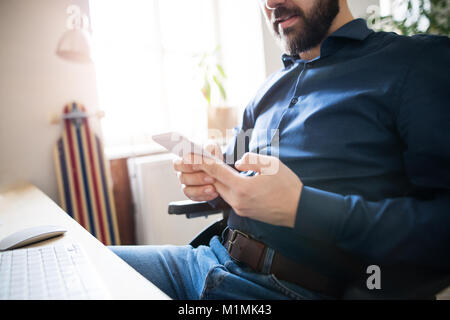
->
[293, 35, 450, 271]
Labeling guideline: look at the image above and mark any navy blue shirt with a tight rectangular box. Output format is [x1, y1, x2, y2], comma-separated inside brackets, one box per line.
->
[223, 19, 450, 293]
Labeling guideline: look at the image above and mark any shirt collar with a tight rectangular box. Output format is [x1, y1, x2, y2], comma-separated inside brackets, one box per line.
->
[327, 18, 373, 41]
[281, 19, 373, 67]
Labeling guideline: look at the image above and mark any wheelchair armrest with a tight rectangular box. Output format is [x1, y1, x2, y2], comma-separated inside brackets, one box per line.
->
[168, 200, 224, 218]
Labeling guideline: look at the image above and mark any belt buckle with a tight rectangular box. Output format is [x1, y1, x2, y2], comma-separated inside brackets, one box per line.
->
[226, 229, 250, 254]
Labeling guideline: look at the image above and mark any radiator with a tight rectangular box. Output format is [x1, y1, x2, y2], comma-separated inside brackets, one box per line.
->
[127, 153, 217, 245]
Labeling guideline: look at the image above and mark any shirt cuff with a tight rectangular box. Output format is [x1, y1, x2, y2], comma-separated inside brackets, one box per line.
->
[294, 186, 347, 243]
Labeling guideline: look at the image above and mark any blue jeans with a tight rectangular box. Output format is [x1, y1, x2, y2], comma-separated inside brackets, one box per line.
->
[109, 236, 328, 300]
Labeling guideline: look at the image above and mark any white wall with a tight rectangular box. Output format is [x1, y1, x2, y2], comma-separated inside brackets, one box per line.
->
[0, 0, 100, 202]
[260, 0, 379, 76]
[348, 0, 379, 18]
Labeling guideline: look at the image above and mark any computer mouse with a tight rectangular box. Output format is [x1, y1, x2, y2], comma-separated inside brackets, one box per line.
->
[0, 225, 67, 251]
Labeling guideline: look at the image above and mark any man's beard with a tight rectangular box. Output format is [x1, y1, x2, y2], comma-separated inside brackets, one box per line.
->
[273, 0, 340, 55]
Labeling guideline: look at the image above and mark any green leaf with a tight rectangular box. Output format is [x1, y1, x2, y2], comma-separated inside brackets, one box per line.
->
[213, 45, 221, 54]
[202, 79, 211, 106]
[216, 64, 227, 79]
[198, 52, 208, 67]
[213, 75, 227, 101]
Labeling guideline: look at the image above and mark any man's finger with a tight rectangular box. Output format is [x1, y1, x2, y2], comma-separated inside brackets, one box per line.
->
[182, 185, 218, 201]
[191, 154, 241, 186]
[178, 171, 215, 186]
[173, 158, 198, 173]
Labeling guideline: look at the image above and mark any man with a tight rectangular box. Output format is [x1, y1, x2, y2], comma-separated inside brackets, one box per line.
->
[111, 0, 450, 299]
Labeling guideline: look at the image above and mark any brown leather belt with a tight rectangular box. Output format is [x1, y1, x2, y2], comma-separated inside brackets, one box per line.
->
[222, 228, 345, 298]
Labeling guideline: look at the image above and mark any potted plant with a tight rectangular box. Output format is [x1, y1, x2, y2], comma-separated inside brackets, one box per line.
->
[196, 46, 237, 143]
[366, 0, 450, 36]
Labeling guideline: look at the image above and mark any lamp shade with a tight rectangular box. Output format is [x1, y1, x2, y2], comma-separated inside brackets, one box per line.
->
[56, 28, 93, 64]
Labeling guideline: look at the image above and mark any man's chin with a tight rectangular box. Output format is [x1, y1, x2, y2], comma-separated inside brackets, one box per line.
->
[280, 26, 327, 56]
[281, 33, 306, 55]
[279, 24, 304, 49]
[281, 26, 297, 37]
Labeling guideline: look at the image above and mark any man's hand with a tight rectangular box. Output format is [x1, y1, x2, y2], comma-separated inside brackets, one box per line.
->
[190, 152, 304, 228]
[173, 143, 222, 202]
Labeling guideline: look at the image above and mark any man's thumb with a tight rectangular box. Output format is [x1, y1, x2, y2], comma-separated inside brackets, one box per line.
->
[235, 153, 276, 174]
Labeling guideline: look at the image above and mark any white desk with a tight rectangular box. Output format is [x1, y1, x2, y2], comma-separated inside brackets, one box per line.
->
[0, 183, 170, 300]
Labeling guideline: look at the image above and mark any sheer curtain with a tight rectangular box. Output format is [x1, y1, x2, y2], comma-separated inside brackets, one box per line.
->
[89, 0, 266, 156]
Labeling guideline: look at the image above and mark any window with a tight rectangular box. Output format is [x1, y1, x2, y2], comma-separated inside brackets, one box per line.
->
[89, 0, 266, 157]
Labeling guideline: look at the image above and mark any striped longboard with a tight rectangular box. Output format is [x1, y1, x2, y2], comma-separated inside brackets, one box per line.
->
[54, 102, 120, 245]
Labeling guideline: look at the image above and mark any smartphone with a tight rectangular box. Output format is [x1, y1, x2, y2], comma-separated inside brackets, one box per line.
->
[152, 132, 215, 159]
[153, 132, 258, 177]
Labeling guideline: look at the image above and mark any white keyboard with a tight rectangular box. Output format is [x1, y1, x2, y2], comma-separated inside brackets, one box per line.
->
[0, 243, 110, 300]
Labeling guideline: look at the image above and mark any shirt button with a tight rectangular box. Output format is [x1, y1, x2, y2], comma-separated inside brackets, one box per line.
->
[290, 97, 298, 107]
